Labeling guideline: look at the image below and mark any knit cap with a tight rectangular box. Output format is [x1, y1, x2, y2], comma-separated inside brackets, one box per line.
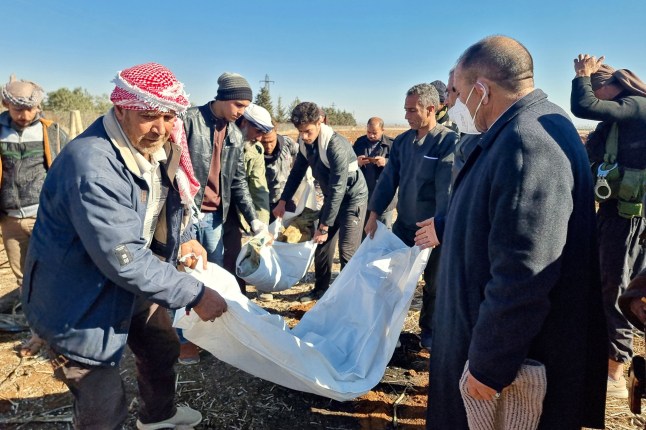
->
[1, 75, 45, 108]
[430, 80, 447, 103]
[215, 72, 252, 101]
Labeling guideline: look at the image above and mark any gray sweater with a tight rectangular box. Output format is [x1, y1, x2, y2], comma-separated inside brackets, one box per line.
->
[368, 125, 457, 241]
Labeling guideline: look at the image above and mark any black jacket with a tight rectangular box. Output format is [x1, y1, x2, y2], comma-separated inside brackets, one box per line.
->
[571, 76, 646, 170]
[281, 128, 368, 226]
[369, 126, 457, 240]
[184, 103, 256, 223]
[353, 134, 397, 212]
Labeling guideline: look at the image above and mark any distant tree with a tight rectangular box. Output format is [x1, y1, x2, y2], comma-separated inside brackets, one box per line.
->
[93, 94, 112, 113]
[255, 86, 273, 116]
[44, 87, 96, 112]
[287, 97, 301, 118]
[275, 96, 288, 123]
[322, 105, 357, 126]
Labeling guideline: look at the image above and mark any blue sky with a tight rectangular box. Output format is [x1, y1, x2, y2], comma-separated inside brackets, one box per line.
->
[2, 0, 645, 128]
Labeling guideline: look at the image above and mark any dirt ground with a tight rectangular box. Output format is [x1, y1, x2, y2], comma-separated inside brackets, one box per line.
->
[2, 249, 646, 430]
[1, 126, 644, 429]
[0, 243, 430, 429]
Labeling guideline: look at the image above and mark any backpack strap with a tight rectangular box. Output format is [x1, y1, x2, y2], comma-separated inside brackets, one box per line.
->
[603, 122, 619, 164]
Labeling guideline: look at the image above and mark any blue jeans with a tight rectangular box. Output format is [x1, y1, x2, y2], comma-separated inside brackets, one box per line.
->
[179, 209, 225, 344]
[195, 210, 224, 266]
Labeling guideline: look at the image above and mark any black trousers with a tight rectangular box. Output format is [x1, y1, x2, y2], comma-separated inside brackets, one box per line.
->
[314, 201, 367, 292]
[392, 221, 439, 336]
[419, 245, 441, 336]
[598, 205, 646, 363]
[52, 300, 180, 429]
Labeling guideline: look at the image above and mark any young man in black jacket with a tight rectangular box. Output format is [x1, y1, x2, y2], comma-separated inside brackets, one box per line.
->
[273, 102, 368, 302]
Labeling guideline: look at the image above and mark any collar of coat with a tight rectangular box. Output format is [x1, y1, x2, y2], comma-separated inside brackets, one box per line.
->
[452, 89, 547, 189]
[476, 89, 547, 151]
[102, 108, 180, 181]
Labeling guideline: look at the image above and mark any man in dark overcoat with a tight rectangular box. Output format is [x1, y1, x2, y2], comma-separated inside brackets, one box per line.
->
[417, 35, 608, 430]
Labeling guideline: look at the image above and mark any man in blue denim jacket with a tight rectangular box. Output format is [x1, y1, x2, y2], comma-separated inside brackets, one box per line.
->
[22, 63, 227, 429]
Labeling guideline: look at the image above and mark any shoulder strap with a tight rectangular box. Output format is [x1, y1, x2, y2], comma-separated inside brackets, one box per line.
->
[603, 123, 619, 164]
[299, 132, 358, 172]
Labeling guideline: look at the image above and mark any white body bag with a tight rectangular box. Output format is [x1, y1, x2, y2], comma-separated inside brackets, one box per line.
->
[235, 176, 318, 292]
[175, 223, 430, 401]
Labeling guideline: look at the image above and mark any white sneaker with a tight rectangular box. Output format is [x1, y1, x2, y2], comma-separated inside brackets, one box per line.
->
[136, 406, 202, 429]
[607, 376, 629, 399]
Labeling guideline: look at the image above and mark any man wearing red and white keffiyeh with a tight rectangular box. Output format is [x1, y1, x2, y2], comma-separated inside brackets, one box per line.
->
[22, 62, 230, 429]
[110, 62, 200, 205]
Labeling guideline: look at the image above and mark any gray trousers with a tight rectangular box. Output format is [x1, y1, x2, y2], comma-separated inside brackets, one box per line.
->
[597, 204, 646, 363]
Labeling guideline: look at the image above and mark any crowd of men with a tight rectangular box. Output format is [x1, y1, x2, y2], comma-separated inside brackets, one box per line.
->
[1, 34, 646, 429]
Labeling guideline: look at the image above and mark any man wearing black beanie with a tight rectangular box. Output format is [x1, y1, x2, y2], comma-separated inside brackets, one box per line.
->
[180, 72, 269, 364]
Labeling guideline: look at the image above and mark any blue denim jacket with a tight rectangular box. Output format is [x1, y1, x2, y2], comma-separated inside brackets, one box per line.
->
[22, 117, 203, 366]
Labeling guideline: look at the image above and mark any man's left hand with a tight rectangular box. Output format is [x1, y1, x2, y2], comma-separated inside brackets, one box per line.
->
[574, 53, 605, 77]
[414, 218, 439, 249]
[179, 240, 208, 270]
[465, 370, 499, 401]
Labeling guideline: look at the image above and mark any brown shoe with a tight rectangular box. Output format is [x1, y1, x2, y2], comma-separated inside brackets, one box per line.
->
[178, 342, 200, 365]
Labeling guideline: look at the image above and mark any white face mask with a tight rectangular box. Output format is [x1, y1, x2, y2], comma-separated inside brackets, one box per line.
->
[448, 84, 486, 135]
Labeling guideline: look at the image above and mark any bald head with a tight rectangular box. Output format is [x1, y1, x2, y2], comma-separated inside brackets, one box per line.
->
[457, 35, 534, 95]
[367, 117, 384, 129]
[366, 117, 385, 142]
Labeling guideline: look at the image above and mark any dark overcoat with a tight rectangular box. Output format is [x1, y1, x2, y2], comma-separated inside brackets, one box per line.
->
[427, 90, 607, 429]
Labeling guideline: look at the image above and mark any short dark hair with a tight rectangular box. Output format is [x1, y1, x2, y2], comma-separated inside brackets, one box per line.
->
[291, 102, 320, 126]
[457, 35, 534, 94]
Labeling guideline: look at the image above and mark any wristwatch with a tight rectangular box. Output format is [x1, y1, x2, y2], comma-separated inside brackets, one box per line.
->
[318, 227, 328, 235]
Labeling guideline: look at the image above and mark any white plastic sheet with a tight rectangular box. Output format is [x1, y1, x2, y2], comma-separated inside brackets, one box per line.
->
[175, 223, 430, 401]
[235, 177, 318, 292]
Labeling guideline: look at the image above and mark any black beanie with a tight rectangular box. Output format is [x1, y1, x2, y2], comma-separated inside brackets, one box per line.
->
[215, 72, 252, 101]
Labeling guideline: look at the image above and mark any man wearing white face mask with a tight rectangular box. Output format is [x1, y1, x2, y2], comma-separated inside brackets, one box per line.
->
[445, 68, 482, 182]
[417, 36, 606, 430]
[365, 83, 458, 350]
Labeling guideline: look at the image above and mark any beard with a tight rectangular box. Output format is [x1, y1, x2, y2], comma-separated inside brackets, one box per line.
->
[132, 134, 168, 157]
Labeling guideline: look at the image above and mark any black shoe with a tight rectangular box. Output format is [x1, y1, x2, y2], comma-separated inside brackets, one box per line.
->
[299, 289, 325, 303]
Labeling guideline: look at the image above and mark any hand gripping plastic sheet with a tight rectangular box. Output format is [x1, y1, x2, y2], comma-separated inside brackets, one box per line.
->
[174, 223, 430, 401]
[235, 177, 318, 292]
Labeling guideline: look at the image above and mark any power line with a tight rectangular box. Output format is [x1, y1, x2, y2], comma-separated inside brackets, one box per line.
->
[259, 74, 275, 91]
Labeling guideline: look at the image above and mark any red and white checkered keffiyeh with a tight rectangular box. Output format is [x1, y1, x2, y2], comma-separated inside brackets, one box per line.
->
[171, 118, 201, 202]
[110, 63, 200, 202]
[110, 62, 190, 113]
